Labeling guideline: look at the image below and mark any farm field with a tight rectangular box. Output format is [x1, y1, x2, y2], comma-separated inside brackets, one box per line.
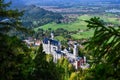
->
[35, 19, 88, 31]
[71, 30, 94, 39]
[34, 14, 120, 40]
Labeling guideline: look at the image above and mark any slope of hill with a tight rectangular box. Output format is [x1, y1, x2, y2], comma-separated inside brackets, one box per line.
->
[21, 5, 63, 28]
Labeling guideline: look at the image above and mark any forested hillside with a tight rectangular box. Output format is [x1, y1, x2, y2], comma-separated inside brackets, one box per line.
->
[21, 5, 63, 29]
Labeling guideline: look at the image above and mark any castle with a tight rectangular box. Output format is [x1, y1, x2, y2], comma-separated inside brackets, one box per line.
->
[42, 33, 89, 69]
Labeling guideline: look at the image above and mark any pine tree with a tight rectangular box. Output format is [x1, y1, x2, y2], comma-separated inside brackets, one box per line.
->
[84, 17, 120, 80]
[33, 44, 60, 80]
[0, 1, 33, 80]
[0, 0, 28, 35]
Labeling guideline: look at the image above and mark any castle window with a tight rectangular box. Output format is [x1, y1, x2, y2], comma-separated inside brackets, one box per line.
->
[53, 47, 56, 50]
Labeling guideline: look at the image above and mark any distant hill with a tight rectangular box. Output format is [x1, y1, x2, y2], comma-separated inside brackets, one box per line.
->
[21, 5, 63, 29]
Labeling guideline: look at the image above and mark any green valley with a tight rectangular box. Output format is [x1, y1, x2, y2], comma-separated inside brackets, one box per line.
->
[35, 14, 120, 40]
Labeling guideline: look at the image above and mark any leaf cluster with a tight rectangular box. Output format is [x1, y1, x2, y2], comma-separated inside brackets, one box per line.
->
[85, 17, 120, 79]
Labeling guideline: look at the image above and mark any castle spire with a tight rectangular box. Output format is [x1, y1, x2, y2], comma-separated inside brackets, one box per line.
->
[51, 32, 54, 40]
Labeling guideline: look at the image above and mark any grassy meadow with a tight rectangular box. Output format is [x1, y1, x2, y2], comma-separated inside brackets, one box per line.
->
[34, 14, 120, 40]
[34, 15, 91, 31]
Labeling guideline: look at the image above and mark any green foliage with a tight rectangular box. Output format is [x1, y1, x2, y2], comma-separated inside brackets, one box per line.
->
[69, 72, 77, 80]
[84, 17, 120, 79]
[0, 1, 34, 80]
[0, 34, 33, 80]
[0, 0, 31, 37]
[56, 58, 75, 80]
[32, 44, 61, 80]
[46, 54, 53, 62]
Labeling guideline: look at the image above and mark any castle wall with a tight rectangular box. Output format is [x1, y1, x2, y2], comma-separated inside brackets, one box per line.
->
[73, 44, 78, 57]
[42, 37, 88, 69]
[43, 43, 50, 54]
[51, 45, 59, 53]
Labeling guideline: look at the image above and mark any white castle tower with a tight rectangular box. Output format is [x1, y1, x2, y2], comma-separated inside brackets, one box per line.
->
[84, 56, 86, 64]
[73, 43, 78, 57]
[51, 32, 54, 40]
[48, 40, 51, 54]
[58, 41, 61, 51]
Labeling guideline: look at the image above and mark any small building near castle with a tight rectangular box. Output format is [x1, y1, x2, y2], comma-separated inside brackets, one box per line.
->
[42, 32, 89, 69]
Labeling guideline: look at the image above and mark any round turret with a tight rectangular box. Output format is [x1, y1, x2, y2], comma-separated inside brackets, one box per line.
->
[73, 43, 78, 57]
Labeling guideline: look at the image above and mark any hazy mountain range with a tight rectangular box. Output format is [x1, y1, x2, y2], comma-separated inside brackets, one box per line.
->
[5, 0, 120, 8]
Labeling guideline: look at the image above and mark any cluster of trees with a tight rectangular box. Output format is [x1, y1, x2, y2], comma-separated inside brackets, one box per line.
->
[35, 28, 71, 41]
[0, 0, 32, 80]
[84, 17, 120, 80]
[1, 0, 120, 80]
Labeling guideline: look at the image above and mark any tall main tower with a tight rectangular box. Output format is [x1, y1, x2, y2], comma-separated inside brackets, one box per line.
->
[51, 32, 54, 40]
[73, 43, 78, 57]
